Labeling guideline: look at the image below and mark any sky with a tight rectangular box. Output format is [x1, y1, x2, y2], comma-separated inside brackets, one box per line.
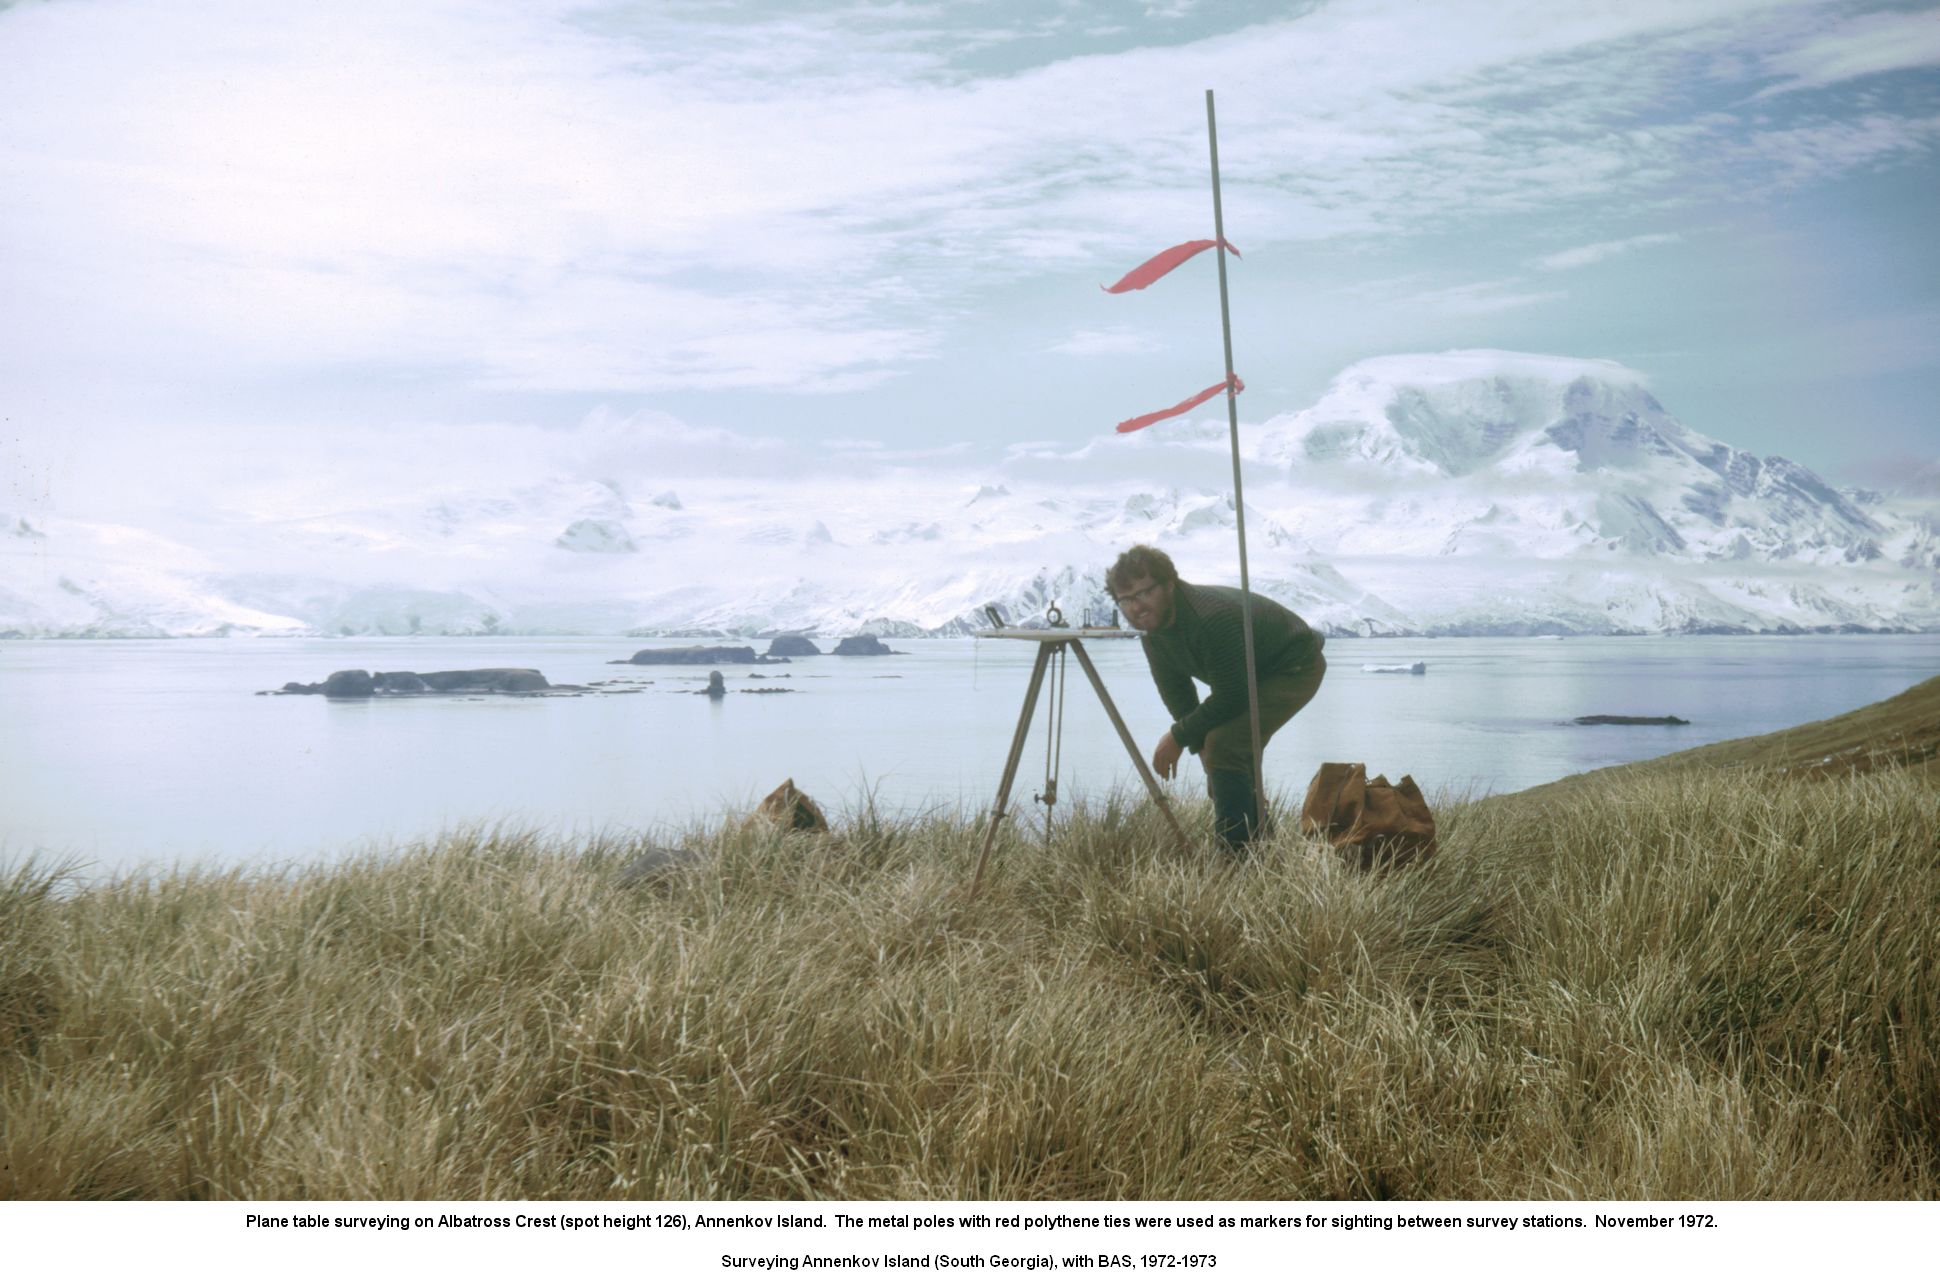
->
[2, 0, 1937, 525]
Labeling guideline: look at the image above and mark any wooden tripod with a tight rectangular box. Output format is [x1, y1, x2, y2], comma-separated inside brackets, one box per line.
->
[966, 630, 1194, 901]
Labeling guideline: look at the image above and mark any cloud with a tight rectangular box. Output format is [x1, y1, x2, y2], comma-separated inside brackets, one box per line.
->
[1835, 452, 1940, 496]
[1000, 412, 1246, 487]
[0, 0, 952, 398]
[1737, 112, 1940, 187]
[1048, 326, 1166, 356]
[1331, 270, 1571, 317]
[1535, 232, 1684, 271]
[2, 0, 1937, 461]
[1753, 7, 1940, 98]
[1403, 281, 1568, 316]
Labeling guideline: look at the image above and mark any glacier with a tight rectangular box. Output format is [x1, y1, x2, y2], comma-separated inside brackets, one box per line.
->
[4, 350, 1935, 639]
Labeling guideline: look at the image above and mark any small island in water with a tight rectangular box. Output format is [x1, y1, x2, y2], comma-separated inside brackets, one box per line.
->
[266, 668, 588, 697]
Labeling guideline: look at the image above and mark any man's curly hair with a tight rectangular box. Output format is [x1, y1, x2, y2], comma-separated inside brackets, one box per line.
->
[1106, 544, 1179, 598]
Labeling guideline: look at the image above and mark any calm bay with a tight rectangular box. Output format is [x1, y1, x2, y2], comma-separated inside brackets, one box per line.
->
[3, 633, 1935, 876]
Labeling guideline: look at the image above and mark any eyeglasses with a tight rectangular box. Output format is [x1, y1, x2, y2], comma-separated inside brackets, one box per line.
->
[1113, 580, 1165, 609]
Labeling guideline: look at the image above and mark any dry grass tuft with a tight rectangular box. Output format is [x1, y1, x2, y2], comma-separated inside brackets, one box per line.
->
[3, 767, 1935, 1199]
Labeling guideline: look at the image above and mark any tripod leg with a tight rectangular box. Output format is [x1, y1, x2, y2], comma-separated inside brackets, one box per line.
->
[967, 642, 1054, 902]
[1068, 641, 1193, 856]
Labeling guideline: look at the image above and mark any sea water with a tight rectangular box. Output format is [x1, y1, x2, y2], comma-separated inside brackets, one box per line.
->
[2, 633, 1934, 875]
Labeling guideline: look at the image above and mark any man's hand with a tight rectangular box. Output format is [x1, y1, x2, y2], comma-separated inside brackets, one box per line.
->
[1151, 730, 1183, 780]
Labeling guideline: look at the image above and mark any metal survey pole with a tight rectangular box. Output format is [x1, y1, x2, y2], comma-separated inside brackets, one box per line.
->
[1205, 89, 1267, 833]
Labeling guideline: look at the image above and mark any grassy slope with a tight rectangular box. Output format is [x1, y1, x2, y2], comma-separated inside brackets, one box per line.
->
[3, 683, 1937, 1201]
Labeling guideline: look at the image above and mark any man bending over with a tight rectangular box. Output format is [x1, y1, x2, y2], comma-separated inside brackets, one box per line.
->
[1107, 544, 1326, 853]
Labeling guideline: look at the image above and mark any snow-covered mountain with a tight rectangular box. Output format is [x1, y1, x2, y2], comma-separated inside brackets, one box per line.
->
[1256, 351, 1906, 568]
[5, 350, 1935, 638]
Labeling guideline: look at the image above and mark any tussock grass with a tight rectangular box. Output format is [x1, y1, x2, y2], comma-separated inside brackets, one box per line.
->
[2, 768, 1935, 1200]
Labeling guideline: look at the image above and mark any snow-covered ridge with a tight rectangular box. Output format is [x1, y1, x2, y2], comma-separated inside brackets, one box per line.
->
[4, 351, 1935, 638]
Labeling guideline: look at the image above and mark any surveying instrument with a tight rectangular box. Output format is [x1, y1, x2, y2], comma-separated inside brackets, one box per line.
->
[966, 604, 1192, 900]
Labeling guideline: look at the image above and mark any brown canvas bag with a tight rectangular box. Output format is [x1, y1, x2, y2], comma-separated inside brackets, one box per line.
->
[1299, 761, 1438, 869]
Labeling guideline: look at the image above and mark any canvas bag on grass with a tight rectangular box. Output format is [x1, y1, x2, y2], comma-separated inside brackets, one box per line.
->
[1299, 761, 1438, 869]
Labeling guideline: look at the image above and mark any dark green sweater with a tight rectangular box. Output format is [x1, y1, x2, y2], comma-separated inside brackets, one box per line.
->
[1142, 581, 1323, 752]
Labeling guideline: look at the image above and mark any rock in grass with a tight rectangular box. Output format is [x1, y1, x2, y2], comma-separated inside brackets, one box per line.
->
[616, 845, 695, 887]
[743, 778, 832, 834]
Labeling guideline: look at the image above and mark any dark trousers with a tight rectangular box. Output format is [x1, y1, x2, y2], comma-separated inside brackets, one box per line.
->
[1196, 655, 1327, 777]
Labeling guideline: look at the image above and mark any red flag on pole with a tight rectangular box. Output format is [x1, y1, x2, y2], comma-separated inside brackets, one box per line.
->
[1115, 375, 1244, 434]
[1101, 238, 1241, 293]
